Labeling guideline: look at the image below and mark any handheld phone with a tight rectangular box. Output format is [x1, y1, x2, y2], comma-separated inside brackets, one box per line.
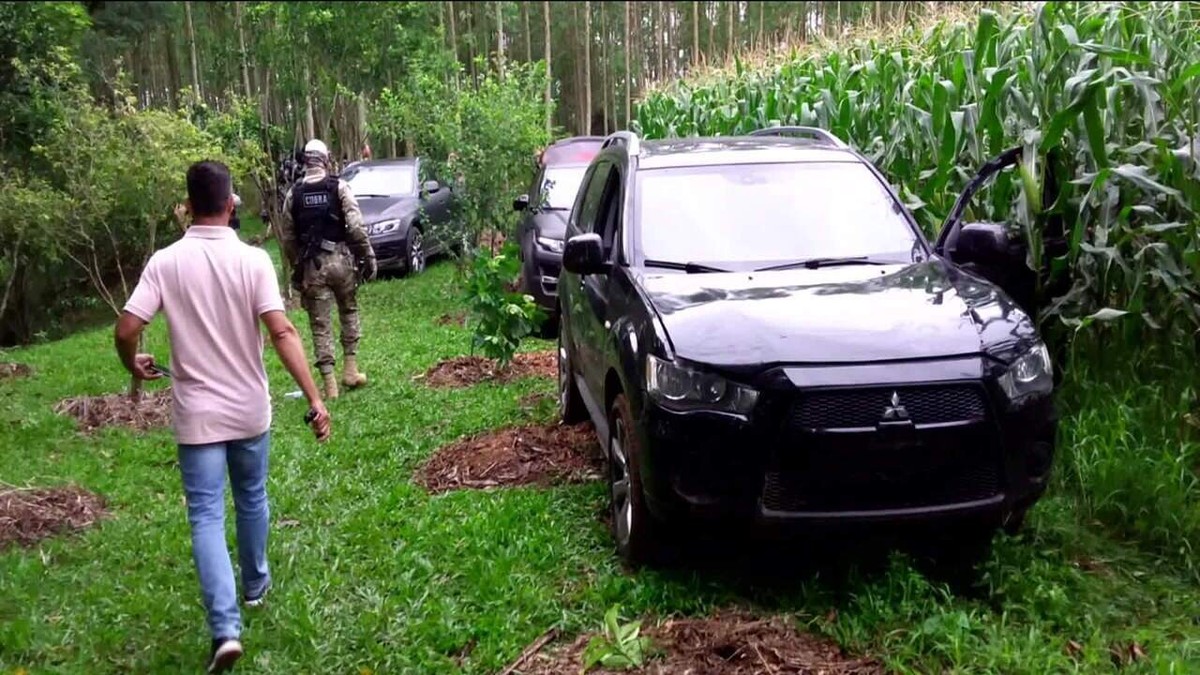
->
[150, 363, 172, 378]
[304, 408, 317, 425]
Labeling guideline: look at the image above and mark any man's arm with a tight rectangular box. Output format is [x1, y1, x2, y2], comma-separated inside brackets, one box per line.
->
[114, 312, 161, 381]
[260, 310, 330, 441]
[279, 189, 298, 265]
[337, 181, 375, 263]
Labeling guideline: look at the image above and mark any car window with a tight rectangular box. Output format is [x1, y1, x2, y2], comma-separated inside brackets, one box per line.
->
[341, 164, 417, 197]
[571, 163, 612, 234]
[634, 161, 919, 268]
[593, 170, 623, 255]
[538, 166, 590, 210]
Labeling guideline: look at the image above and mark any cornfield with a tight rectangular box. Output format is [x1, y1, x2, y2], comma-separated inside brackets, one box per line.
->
[636, 2, 1200, 339]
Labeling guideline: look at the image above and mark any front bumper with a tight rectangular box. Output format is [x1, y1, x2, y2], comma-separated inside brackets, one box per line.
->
[635, 382, 1056, 533]
[370, 230, 410, 271]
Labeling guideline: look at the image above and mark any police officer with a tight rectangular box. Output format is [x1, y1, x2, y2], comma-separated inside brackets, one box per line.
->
[281, 139, 377, 400]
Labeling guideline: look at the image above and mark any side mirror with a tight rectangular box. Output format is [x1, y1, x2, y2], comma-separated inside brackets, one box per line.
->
[562, 233, 609, 275]
[953, 222, 1018, 267]
[512, 194, 530, 212]
[422, 180, 441, 194]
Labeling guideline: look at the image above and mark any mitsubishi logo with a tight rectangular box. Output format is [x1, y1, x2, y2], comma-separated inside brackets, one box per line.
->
[881, 391, 909, 422]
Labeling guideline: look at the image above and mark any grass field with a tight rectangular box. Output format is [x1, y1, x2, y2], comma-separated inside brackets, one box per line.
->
[2, 256, 1199, 674]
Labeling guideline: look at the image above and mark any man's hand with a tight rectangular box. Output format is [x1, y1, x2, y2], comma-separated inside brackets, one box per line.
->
[132, 354, 164, 381]
[307, 401, 331, 442]
[363, 257, 378, 282]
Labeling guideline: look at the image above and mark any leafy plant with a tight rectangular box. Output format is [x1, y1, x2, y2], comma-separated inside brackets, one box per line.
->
[463, 242, 545, 368]
[580, 606, 653, 673]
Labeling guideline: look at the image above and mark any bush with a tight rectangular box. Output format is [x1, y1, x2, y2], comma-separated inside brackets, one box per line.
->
[463, 242, 545, 367]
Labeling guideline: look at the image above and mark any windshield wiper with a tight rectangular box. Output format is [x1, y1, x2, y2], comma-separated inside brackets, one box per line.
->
[755, 256, 888, 272]
[643, 259, 731, 274]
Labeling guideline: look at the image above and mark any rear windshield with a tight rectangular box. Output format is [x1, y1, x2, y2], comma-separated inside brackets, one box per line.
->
[541, 141, 602, 166]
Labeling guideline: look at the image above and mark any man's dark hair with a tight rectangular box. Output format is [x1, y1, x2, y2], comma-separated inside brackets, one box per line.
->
[187, 160, 233, 218]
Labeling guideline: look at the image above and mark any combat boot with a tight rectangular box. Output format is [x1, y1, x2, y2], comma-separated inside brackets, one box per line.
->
[342, 355, 367, 389]
[321, 370, 339, 400]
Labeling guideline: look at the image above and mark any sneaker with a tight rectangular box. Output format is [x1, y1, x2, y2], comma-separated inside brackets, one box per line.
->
[207, 638, 243, 673]
[244, 583, 270, 608]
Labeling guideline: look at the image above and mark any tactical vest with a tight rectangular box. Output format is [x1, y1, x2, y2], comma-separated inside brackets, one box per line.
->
[290, 176, 346, 244]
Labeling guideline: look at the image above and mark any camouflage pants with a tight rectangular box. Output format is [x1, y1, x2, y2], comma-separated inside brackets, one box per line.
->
[300, 250, 360, 373]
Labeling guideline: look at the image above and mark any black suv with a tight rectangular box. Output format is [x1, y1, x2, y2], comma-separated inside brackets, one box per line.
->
[513, 137, 606, 326]
[557, 127, 1057, 566]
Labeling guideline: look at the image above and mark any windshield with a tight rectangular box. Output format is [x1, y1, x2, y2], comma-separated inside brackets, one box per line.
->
[635, 162, 920, 268]
[538, 166, 589, 210]
[341, 164, 416, 197]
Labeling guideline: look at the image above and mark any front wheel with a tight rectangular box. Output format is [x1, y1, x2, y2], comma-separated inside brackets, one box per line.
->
[401, 227, 426, 277]
[609, 394, 663, 567]
[557, 323, 587, 425]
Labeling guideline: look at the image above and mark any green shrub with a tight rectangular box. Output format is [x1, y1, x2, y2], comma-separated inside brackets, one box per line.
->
[463, 242, 545, 367]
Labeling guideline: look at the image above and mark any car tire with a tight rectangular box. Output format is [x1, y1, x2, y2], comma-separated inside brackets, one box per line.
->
[557, 323, 588, 425]
[608, 393, 664, 568]
[912, 523, 996, 582]
[401, 226, 426, 278]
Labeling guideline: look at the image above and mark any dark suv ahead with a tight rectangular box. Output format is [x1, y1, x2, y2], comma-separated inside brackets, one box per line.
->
[513, 137, 606, 325]
[557, 127, 1057, 567]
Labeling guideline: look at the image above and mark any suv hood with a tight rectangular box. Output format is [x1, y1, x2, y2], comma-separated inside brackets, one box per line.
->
[638, 260, 1035, 367]
[529, 209, 570, 240]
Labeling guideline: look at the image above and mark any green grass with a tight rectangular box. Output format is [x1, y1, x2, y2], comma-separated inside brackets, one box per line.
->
[2, 263, 1199, 673]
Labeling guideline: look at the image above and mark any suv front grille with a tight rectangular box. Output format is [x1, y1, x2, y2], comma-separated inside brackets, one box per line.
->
[791, 384, 987, 429]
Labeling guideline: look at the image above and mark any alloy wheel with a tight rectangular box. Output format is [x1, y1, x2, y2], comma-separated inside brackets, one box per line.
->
[610, 417, 633, 549]
[409, 230, 426, 274]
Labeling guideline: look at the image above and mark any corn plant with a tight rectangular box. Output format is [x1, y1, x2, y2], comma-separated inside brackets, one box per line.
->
[637, 2, 1200, 341]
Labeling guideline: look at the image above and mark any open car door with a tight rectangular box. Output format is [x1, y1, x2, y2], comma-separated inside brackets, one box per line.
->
[933, 147, 1040, 315]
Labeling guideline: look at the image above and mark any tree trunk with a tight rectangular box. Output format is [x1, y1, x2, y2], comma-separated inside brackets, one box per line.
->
[692, 1, 700, 67]
[624, 1, 631, 127]
[707, 1, 715, 64]
[523, 1, 532, 63]
[837, 1, 843, 36]
[544, 0, 552, 135]
[448, 1, 459, 62]
[601, 4, 609, 134]
[183, 0, 201, 100]
[758, 0, 765, 51]
[496, 1, 505, 80]
[656, 1, 665, 82]
[466, 8, 478, 88]
[303, 62, 315, 140]
[584, 1, 592, 135]
[727, 1, 734, 61]
[235, 2, 252, 99]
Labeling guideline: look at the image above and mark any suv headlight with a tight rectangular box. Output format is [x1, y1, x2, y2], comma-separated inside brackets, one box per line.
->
[998, 342, 1053, 406]
[369, 219, 400, 235]
[646, 355, 758, 415]
[536, 235, 564, 253]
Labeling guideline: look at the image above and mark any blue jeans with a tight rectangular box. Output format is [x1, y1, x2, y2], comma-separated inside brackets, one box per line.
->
[178, 432, 272, 640]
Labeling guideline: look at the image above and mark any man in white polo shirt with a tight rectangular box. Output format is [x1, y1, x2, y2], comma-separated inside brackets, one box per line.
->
[115, 160, 331, 673]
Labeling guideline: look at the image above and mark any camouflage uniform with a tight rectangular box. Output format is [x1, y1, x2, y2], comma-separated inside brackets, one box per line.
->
[281, 165, 376, 397]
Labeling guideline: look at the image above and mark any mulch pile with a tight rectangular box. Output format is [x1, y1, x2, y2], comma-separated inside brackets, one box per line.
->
[435, 311, 469, 328]
[416, 422, 602, 493]
[0, 362, 32, 380]
[54, 389, 172, 433]
[0, 484, 109, 550]
[419, 351, 556, 388]
[514, 611, 883, 675]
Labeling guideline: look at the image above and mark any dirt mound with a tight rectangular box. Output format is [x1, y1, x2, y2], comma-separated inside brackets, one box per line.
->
[417, 422, 602, 493]
[54, 389, 172, 433]
[0, 485, 108, 550]
[435, 311, 468, 327]
[419, 351, 556, 388]
[0, 362, 32, 380]
[516, 611, 882, 675]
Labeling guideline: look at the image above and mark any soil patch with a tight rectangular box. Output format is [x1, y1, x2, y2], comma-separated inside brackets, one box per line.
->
[420, 351, 556, 388]
[515, 611, 883, 675]
[416, 422, 602, 493]
[435, 311, 469, 328]
[0, 485, 109, 550]
[0, 362, 32, 380]
[54, 389, 172, 433]
[478, 228, 508, 252]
